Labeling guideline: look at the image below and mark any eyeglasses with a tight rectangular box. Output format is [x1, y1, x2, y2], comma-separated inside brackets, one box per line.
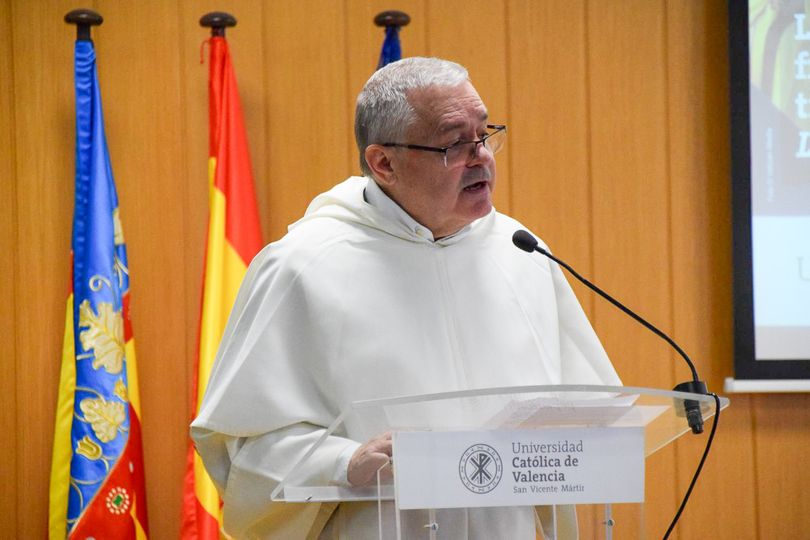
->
[382, 124, 507, 167]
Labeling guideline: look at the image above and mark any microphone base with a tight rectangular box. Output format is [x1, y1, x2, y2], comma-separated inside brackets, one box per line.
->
[673, 380, 708, 434]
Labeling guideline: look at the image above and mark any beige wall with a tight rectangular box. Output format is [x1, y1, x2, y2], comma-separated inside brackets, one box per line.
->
[2, 0, 809, 538]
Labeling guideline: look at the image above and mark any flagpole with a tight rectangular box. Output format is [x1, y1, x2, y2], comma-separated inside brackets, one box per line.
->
[374, 10, 409, 69]
[64, 8, 103, 41]
[200, 11, 237, 36]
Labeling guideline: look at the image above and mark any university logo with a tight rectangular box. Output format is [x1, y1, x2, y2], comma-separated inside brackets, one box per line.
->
[458, 443, 503, 494]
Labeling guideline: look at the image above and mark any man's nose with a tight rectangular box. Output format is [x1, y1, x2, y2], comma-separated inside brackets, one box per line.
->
[468, 140, 493, 165]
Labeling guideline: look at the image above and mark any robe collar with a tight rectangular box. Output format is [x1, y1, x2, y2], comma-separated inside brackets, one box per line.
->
[363, 177, 472, 246]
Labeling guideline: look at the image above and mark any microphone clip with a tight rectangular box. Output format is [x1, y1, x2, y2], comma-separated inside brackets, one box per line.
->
[673, 380, 709, 434]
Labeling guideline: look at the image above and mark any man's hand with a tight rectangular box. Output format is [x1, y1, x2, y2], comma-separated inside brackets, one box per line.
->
[347, 431, 393, 487]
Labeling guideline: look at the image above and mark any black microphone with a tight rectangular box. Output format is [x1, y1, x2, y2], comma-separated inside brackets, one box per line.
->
[512, 229, 708, 434]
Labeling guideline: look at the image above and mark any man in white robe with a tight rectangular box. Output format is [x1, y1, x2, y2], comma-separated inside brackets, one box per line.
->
[191, 57, 621, 539]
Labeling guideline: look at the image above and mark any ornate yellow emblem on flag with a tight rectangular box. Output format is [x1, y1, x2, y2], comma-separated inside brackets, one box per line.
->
[79, 396, 125, 443]
[114, 378, 129, 402]
[75, 435, 103, 461]
[78, 299, 124, 374]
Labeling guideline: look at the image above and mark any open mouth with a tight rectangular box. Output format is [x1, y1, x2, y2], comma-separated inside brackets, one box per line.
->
[463, 181, 488, 192]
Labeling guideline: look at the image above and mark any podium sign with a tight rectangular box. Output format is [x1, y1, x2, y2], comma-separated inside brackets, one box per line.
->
[393, 426, 644, 510]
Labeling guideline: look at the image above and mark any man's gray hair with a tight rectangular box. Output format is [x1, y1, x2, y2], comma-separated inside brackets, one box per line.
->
[355, 57, 469, 177]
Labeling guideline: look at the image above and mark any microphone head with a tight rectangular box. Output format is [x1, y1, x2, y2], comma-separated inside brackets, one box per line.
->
[512, 230, 539, 253]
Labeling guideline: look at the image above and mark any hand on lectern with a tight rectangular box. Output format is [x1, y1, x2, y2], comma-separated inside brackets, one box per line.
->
[347, 431, 393, 486]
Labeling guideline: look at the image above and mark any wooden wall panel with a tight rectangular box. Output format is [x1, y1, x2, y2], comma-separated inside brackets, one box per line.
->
[263, 1, 351, 242]
[94, 1, 190, 535]
[507, 1, 594, 314]
[666, 2, 758, 539]
[6, 1, 810, 538]
[753, 394, 810, 537]
[666, 0, 735, 397]
[11, 1, 76, 536]
[587, 1, 677, 536]
[588, 0, 674, 388]
[426, 0, 512, 215]
[0, 0, 18, 531]
[506, 5, 598, 532]
[179, 0, 215, 424]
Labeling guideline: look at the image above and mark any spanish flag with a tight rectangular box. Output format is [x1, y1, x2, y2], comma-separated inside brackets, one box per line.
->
[49, 38, 149, 539]
[181, 34, 263, 538]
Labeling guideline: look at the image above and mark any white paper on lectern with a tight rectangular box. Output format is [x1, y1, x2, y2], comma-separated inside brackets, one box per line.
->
[481, 394, 668, 430]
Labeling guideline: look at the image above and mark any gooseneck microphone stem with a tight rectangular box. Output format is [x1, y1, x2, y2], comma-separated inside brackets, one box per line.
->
[538, 242, 697, 381]
[512, 229, 707, 434]
[512, 229, 718, 538]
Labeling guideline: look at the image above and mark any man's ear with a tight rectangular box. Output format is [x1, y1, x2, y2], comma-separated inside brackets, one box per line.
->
[365, 145, 396, 187]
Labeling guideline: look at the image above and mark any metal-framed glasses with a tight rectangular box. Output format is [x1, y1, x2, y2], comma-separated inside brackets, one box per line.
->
[383, 124, 507, 167]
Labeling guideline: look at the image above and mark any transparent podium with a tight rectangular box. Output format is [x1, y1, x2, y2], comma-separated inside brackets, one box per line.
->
[271, 385, 728, 539]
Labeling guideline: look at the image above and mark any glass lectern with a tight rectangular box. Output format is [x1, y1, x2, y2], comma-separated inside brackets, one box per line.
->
[271, 384, 728, 539]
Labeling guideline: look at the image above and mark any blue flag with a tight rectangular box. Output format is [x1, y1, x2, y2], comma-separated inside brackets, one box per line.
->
[377, 25, 402, 69]
[49, 38, 149, 539]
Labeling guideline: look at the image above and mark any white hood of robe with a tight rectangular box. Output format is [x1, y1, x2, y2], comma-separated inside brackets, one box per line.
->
[194, 176, 620, 440]
[293, 175, 473, 245]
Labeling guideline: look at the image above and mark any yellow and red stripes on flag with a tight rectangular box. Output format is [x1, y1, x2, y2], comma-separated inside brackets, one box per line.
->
[49, 292, 77, 539]
[50, 290, 149, 540]
[181, 35, 263, 539]
[50, 293, 149, 539]
[70, 294, 148, 539]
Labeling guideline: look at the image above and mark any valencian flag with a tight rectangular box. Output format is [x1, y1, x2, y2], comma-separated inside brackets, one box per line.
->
[181, 33, 264, 538]
[49, 37, 149, 538]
